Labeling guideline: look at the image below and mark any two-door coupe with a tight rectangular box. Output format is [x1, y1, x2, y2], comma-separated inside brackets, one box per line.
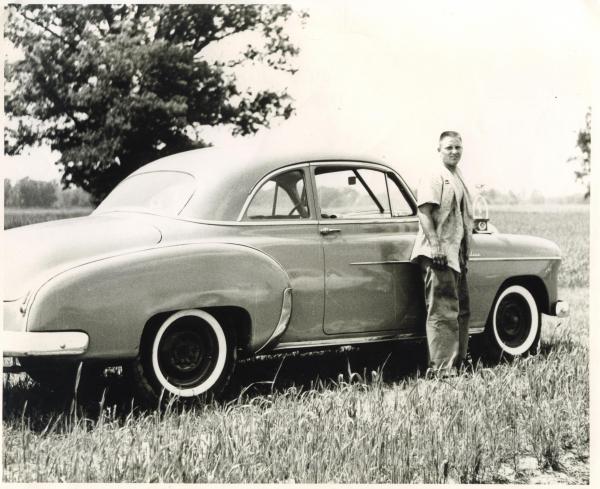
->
[3, 140, 569, 401]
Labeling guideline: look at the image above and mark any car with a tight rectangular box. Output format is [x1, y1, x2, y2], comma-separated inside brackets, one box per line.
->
[2, 139, 569, 401]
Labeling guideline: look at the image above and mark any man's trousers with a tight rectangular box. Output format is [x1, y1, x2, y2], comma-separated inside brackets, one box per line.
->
[420, 257, 470, 371]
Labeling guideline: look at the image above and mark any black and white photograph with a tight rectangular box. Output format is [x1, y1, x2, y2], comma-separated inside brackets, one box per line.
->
[2, 0, 594, 484]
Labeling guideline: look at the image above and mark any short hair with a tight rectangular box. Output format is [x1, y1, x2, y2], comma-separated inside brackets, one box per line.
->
[439, 131, 462, 142]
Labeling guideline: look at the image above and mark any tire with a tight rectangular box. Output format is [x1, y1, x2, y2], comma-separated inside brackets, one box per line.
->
[127, 309, 237, 405]
[474, 284, 541, 363]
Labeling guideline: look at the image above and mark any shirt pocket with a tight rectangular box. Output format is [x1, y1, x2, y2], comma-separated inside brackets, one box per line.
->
[440, 181, 455, 210]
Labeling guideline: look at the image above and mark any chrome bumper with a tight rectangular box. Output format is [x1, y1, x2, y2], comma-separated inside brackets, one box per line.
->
[552, 300, 570, 318]
[2, 331, 89, 357]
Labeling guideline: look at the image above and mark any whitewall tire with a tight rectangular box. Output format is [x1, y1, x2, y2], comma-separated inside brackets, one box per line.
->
[490, 285, 540, 357]
[128, 309, 237, 404]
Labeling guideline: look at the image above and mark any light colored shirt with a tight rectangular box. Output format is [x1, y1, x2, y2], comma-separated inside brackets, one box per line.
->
[410, 165, 473, 273]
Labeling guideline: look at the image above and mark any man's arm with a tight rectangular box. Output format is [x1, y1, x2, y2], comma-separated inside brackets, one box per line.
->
[417, 203, 447, 269]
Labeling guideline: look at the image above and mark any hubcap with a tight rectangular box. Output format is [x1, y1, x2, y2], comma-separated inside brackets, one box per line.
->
[496, 293, 532, 348]
[157, 318, 219, 389]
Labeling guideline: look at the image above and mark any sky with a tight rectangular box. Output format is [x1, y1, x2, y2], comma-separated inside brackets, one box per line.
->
[3, 0, 595, 197]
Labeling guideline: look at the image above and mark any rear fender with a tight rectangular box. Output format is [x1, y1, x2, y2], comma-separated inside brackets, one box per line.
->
[26, 243, 291, 359]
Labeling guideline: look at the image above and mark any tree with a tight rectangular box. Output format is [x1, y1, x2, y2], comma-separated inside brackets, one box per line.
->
[569, 107, 591, 199]
[5, 4, 305, 203]
[8, 177, 58, 207]
[4, 179, 13, 206]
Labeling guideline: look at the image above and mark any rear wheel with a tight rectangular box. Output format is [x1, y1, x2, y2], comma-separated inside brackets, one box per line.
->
[127, 309, 237, 405]
[474, 284, 541, 363]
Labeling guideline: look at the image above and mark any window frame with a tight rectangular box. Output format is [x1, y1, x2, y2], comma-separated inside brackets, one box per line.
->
[310, 161, 417, 222]
[240, 164, 315, 222]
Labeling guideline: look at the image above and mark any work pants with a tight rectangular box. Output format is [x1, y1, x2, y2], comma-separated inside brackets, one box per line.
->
[420, 258, 470, 371]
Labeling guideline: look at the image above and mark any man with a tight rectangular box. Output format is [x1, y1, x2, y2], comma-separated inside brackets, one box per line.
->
[410, 131, 473, 375]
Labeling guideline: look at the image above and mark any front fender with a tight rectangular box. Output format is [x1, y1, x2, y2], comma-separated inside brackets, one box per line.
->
[468, 233, 561, 329]
[26, 242, 291, 359]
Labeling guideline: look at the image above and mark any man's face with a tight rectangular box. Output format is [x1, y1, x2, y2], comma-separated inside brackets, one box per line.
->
[438, 136, 463, 169]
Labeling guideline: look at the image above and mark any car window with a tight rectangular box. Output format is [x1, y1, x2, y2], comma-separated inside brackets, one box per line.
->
[95, 171, 195, 215]
[245, 169, 309, 220]
[315, 167, 392, 219]
[387, 173, 415, 217]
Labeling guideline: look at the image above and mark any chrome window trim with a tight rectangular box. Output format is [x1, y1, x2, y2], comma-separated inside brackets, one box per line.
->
[311, 161, 418, 220]
[317, 217, 419, 225]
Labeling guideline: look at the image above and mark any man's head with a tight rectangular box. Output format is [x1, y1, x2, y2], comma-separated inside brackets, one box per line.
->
[438, 131, 463, 170]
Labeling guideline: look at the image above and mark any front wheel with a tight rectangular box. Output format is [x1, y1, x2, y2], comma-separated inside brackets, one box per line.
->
[127, 309, 237, 405]
[474, 284, 541, 363]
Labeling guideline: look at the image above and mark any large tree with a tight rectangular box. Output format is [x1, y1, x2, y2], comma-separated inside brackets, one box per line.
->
[5, 4, 305, 202]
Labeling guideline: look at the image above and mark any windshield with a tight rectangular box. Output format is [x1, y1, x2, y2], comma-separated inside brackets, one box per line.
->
[95, 171, 195, 215]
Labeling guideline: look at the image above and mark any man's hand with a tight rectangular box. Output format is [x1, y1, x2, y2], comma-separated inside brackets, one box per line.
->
[417, 204, 447, 270]
[431, 244, 448, 270]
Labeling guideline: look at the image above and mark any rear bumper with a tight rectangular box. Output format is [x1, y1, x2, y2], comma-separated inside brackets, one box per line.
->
[2, 331, 89, 357]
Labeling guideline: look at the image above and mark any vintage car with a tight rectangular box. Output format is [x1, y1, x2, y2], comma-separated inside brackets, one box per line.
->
[3, 139, 569, 401]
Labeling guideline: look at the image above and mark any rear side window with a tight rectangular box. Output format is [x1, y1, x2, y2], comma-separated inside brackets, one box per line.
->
[245, 169, 309, 220]
[95, 171, 195, 216]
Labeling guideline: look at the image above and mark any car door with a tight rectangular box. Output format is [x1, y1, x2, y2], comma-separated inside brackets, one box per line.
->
[239, 164, 325, 343]
[311, 162, 425, 336]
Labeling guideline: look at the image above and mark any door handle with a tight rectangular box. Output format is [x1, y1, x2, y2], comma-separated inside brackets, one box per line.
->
[320, 227, 341, 235]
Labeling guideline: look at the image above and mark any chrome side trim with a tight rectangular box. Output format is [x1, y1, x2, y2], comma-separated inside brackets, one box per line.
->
[469, 327, 485, 334]
[350, 260, 411, 265]
[272, 332, 425, 351]
[255, 288, 293, 353]
[469, 256, 562, 262]
[318, 217, 419, 225]
[2, 331, 89, 356]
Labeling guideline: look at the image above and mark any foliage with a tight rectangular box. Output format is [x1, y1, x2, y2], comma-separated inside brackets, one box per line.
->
[568, 107, 591, 199]
[5, 4, 305, 203]
[4, 177, 91, 209]
[4, 177, 57, 208]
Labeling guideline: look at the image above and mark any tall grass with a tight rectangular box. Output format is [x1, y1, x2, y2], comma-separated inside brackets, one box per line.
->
[2, 289, 588, 483]
[3, 205, 589, 483]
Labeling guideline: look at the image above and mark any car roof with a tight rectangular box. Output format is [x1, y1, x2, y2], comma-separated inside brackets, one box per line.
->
[130, 136, 399, 222]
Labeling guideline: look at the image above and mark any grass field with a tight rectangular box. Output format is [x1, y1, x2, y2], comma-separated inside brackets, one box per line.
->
[3, 207, 93, 230]
[2, 204, 590, 483]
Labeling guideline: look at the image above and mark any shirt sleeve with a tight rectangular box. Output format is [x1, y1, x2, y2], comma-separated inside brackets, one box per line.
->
[416, 170, 442, 207]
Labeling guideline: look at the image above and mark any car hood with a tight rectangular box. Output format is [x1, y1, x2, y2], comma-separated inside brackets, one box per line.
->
[3, 214, 162, 301]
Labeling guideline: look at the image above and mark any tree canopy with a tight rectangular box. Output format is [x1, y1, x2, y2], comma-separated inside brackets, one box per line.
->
[5, 4, 305, 202]
[569, 107, 591, 199]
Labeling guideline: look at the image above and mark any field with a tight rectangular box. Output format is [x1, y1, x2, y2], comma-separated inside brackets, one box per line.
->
[2, 205, 590, 483]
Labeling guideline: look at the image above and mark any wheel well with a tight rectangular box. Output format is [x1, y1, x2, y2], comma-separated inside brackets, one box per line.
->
[140, 306, 252, 357]
[498, 276, 549, 314]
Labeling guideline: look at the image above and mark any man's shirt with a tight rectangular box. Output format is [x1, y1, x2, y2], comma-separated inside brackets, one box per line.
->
[410, 165, 473, 273]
